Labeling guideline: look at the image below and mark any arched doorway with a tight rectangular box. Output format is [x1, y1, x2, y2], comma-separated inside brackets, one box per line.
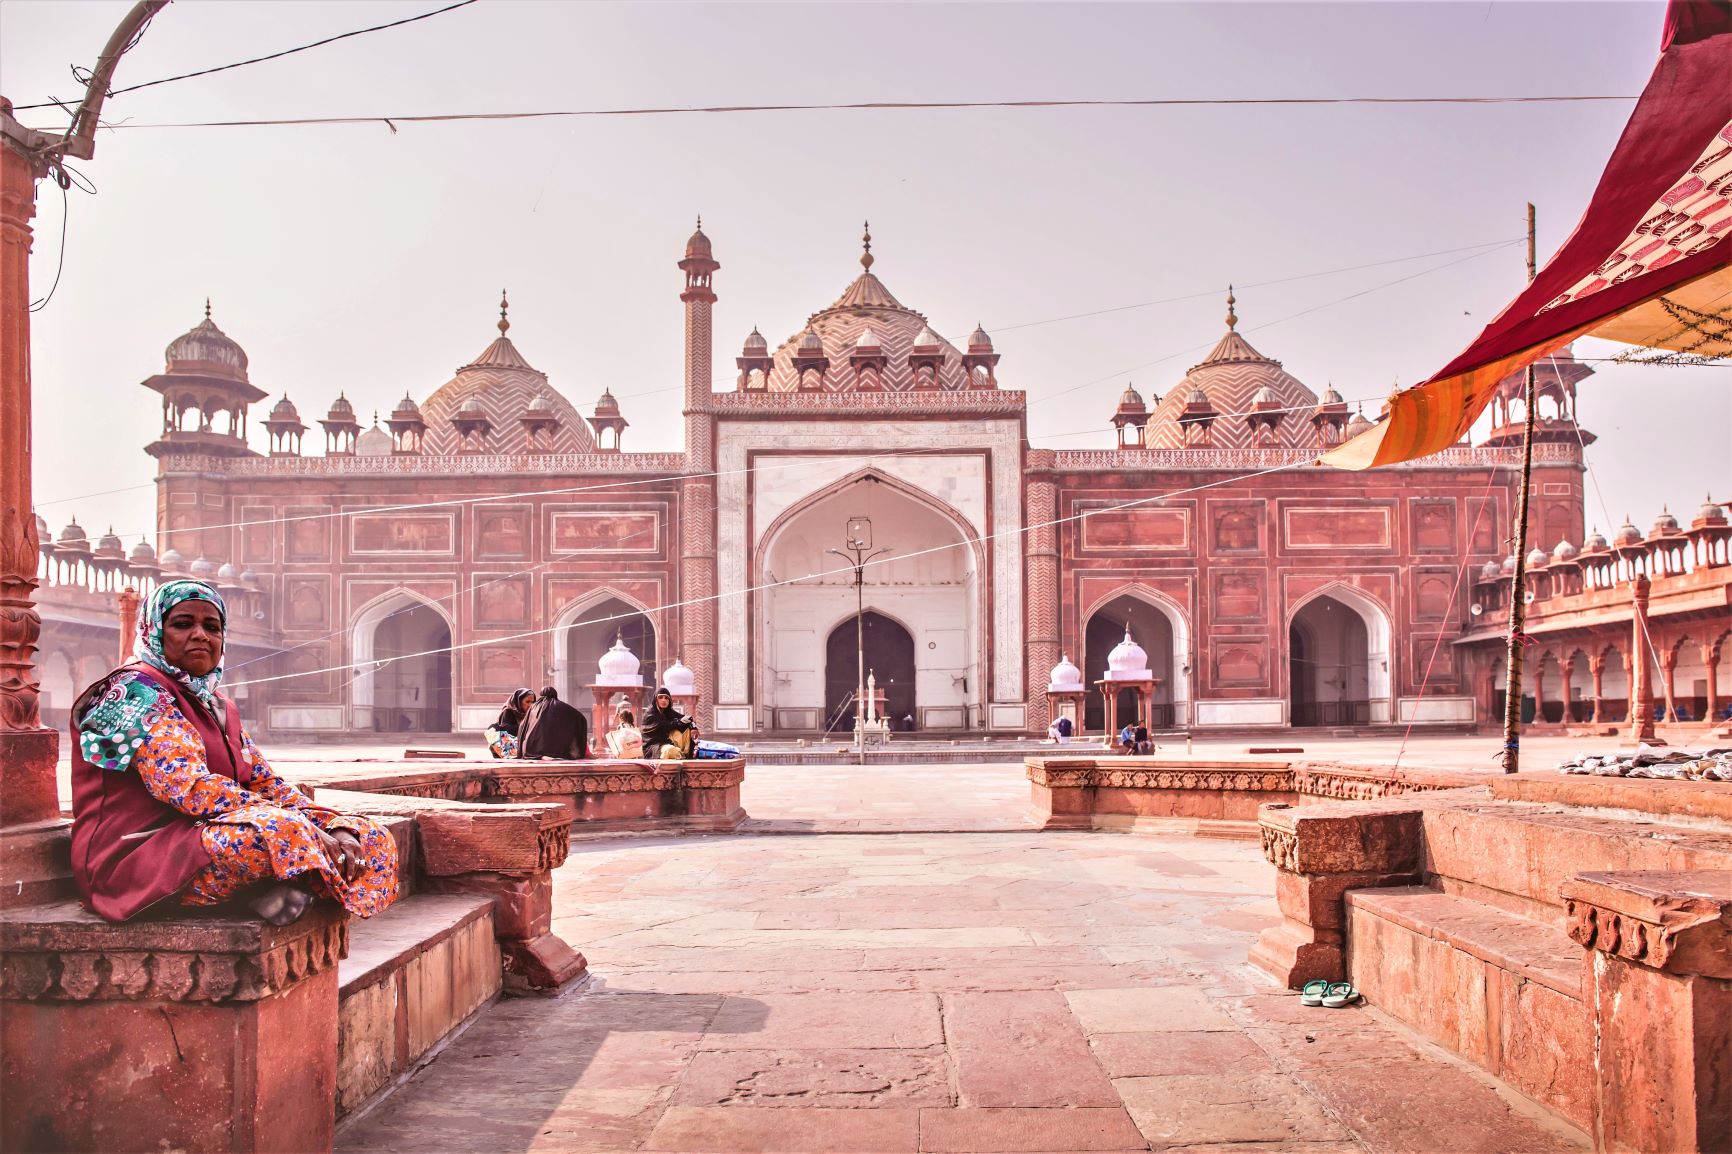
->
[758, 471, 980, 732]
[824, 611, 916, 733]
[1081, 594, 1182, 731]
[560, 595, 658, 718]
[352, 591, 454, 733]
[1288, 587, 1391, 726]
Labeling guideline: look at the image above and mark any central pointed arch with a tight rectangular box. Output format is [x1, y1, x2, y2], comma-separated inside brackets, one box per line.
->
[755, 468, 985, 731]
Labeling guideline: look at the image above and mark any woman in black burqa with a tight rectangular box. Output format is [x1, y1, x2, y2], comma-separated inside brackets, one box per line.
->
[640, 686, 695, 760]
[517, 687, 589, 760]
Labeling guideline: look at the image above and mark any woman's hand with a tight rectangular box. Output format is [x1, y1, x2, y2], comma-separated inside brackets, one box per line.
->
[319, 829, 365, 882]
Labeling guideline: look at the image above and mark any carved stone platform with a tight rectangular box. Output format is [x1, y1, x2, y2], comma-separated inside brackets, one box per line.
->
[1024, 754, 1476, 835]
[1, 901, 348, 1153]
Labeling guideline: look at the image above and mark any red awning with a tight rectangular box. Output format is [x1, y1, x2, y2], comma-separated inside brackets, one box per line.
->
[1324, 0, 1731, 470]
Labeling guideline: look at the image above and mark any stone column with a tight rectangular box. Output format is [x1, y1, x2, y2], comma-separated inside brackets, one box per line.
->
[1660, 647, 1680, 723]
[1704, 642, 1720, 727]
[1588, 654, 1605, 725]
[1629, 576, 1656, 742]
[1563, 871, 1732, 1154]
[1024, 480, 1059, 734]
[117, 585, 140, 666]
[679, 479, 717, 731]
[0, 108, 57, 828]
[1532, 664, 1548, 727]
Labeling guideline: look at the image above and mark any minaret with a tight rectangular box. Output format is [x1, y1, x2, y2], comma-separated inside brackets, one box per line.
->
[676, 218, 719, 728]
[678, 216, 719, 472]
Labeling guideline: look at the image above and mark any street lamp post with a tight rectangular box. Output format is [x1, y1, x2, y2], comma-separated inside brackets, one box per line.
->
[827, 517, 889, 754]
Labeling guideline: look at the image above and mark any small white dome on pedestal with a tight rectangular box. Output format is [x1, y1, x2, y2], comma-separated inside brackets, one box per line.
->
[1105, 627, 1152, 681]
[1047, 654, 1083, 694]
[663, 656, 696, 696]
[595, 634, 643, 687]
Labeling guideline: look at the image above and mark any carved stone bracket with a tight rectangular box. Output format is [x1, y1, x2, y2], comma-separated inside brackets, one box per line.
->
[1562, 870, 1732, 979]
[0, 902, 347, 1002]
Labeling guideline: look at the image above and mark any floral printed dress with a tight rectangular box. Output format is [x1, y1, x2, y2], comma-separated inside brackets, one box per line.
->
[133, 699, 399, 916]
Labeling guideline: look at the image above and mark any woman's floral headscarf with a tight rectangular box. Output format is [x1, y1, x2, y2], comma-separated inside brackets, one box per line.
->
[137, 579, 227, 710]
[79, 580, 227, 771]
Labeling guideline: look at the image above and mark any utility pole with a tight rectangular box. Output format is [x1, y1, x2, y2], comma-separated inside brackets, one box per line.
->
[827, 518, 888, 755]
[0, 2, 166, 827]
[1497, 203, 1540, 774]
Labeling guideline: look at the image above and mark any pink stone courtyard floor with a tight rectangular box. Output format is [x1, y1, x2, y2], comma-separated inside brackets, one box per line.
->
[319, 738, 1612, 1153]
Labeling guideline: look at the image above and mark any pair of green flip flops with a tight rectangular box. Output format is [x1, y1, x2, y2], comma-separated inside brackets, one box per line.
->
[1300, 980, 1360, 1008]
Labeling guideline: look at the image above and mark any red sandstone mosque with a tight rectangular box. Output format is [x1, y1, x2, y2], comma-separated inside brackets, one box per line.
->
[32, 224, 1732, 739]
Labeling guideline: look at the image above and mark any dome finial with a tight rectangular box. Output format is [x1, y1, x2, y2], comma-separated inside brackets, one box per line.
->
[498, 289, 510, 336]
[861, 220, 874, 271]
[204, 297, 212, 321]
[1225, 285, 1237, 331]
[696, 213, 702, 230]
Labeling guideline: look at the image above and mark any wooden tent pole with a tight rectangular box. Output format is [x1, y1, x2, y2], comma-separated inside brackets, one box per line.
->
[1498, 203, 1540, 773]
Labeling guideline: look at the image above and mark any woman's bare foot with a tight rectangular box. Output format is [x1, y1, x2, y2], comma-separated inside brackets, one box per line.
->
[251, 882, 314, 926]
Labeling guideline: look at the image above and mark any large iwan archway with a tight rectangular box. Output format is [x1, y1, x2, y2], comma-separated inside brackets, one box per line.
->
[1287, 585, 1392, 726]
[758, 471, 981, 731]
[351, 590, 454, 733]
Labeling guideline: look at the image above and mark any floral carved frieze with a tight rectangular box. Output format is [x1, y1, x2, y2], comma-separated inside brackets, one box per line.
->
[0, 912, 348, 1002]
[1027, 763, 1292, 794]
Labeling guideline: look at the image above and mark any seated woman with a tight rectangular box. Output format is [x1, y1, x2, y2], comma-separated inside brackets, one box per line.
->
[517, 686, 589, 759]
[605, 708, 645, 759]
[641, 687, 695, 760]
[70, 580, 399, 926]
[485, 687, 533, 759]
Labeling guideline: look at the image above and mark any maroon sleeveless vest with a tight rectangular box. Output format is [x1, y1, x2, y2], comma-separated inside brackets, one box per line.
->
[69, 664, 250, 921]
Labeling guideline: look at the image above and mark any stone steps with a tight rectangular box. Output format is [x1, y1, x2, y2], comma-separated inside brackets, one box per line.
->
[1418, 794, 1732, 927]
[1345, 884, 1594, 1130]
[336, 892, 501, 1124]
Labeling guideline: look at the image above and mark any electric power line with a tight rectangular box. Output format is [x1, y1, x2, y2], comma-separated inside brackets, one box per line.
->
[28, 92, 1639, 135]
[11, 0, 481, 113]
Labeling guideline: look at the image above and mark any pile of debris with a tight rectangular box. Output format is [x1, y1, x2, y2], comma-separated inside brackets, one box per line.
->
[1560, 745, 1732, 781]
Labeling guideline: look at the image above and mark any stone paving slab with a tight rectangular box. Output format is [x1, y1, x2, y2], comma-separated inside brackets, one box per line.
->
[338, 830, 1590, 1154]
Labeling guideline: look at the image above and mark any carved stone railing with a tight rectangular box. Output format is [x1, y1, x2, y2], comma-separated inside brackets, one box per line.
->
[1045, 441, 1581, 472]
[157, 450, 690, 476]
[705, 389, 1027, 416]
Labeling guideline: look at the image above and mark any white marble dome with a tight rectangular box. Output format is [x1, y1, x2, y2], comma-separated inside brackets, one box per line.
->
[1526, 547, 1549, 568]
[356, 423, 393, 457]
[217, 562, 241, 581]
[1047, 654, 1084, 693]
[1480, 561, 1502, 580]
[663, 657, 696, 696]
[190, 556, 217, 578]
[595, 635, 643, 687]
[1552, 540, 1578, 562]
[1105, 627, 1151, 680]
[159, 548, 185, 569]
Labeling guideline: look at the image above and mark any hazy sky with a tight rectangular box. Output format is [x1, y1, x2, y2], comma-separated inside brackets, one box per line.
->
[4, 0, 1726, 549]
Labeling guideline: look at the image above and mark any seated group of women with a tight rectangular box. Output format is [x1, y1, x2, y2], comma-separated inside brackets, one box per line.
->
[487, 685, 695, 761]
